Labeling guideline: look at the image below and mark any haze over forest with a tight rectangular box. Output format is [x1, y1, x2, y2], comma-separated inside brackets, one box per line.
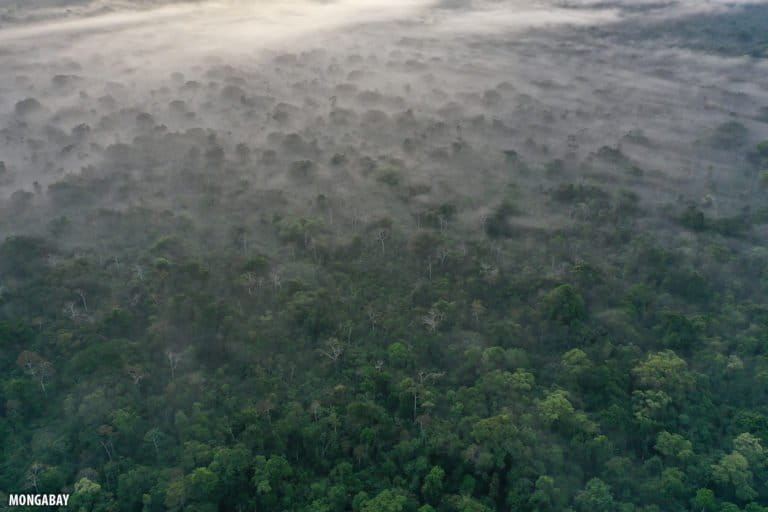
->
[1, 1, 768, 511]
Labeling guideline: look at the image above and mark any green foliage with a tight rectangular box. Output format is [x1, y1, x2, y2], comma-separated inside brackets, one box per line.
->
[633, 350, 694, 397]
[655, 431, 694, 462]
[537, 389, 575, 425]
[1, 128, 767, 512]
[574, 478, 615, 512]
[362, 489, 407, 512]
[542, 284, 587, 325]
[712, 452, 757, 502]
[70, 478, 115, 512]
[421, 466, 445, 504]
[693, 488, 717, 512]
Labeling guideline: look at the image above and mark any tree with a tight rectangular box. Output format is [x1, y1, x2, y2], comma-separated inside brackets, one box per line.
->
[0, 236, 50, 279]
[484, 199, 519, 238]
[25, 462, 46, 492]
[471, 414, 520, 470]
[574, 478, 616, 512]
[209, 444, 251, 506]
[632, 350, 694, 397]
[318, 337, 345, 364]
[655, 431, 694, 463]
[16, 350, 54, 393]
[542, 284, 587, 325]
[528, 475, 562, 512]
[362, 489, 406, 512]
[733, 433, 765, 468]
[470, 299, 486, 325]
[421, 465, 445, 504]
[14, 97, 43, 117]
[252, 455, 294, 509]
[387, 341, 413, 368]
[711, 121, 748, 150]
[536, 389, 575, 425]
[561, 348, 592, 383]
[144, 428, 164, 460]
[70, 478, 115, 512]
[185, 467, 219, 504]
[692, 488, 717, 512]
[632, 389, 672, 426]
[444, 495, 493, 512]
[117, 467, 156, 512]
[658, 467, 686, 502]
[711, 452, 757, 502]
[166, 350, 181, 380]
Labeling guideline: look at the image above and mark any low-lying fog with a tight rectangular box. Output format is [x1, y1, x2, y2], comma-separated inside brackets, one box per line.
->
[1, 0, 767, 247]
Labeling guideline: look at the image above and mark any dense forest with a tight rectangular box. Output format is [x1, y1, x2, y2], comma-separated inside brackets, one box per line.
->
[1, 0, 768, 511]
